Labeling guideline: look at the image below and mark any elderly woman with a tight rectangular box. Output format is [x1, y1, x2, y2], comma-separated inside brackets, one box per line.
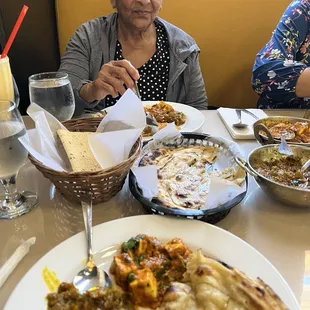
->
[59, 0, 207, 115]
[252, 0, 310, 109]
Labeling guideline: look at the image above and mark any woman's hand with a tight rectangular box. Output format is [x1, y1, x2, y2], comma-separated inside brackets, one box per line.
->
[80, 59, 139, 103]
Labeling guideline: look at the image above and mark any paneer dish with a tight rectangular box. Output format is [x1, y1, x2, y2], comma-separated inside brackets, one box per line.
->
[110, 235, 192, 309]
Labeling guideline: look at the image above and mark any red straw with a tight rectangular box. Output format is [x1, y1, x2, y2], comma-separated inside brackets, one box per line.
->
[1, 5, 29, 59]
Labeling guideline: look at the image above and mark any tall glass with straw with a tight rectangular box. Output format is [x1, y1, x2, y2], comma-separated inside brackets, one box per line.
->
[0, 5, 28, 105]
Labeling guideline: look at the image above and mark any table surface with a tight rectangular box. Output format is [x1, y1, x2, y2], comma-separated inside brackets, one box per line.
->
[0, 109, 309, 308]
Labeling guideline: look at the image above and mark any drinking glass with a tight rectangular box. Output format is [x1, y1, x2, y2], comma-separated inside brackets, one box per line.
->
[0, 100, 37, 219]
[28, 72, 75, 122]
[0, 56, 19, 106]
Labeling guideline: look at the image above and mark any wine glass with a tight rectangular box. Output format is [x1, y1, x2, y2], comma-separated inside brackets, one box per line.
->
[0, 100, 37, 219]
[28, 72, 75, 122]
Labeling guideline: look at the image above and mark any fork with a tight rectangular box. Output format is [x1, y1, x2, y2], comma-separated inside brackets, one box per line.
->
[134, 81, 141, 100]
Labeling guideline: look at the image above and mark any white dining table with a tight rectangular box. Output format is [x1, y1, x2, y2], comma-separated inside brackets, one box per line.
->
[0, 109, 309, 308]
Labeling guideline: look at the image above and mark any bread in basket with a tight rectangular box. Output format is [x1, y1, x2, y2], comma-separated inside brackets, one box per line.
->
[28, 117, 142, 204]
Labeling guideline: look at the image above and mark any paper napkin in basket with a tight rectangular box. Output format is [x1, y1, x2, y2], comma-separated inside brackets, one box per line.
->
[19, 89, 146, 173]
[131, 126, 246, 209]
[19, 103, 69, 171]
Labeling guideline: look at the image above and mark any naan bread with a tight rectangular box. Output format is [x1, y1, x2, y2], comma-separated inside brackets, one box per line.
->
[57, 129, 102, 173]
[140, 146, 247, 210]
[159, 282, 199, 310]
[140, 146, 218, 210]
[183, 250, 288, 310]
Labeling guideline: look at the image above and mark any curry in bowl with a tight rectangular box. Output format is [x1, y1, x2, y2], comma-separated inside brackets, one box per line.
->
[254, 116, 310, 145]
[252, 155, 309, 189]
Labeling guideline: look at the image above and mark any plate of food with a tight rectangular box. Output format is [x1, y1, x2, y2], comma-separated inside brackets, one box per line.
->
[129, 133, 248, 223]
[253, 116, 310, 146]
[102, 101, 205, 140]
[4, 215, 298, 309]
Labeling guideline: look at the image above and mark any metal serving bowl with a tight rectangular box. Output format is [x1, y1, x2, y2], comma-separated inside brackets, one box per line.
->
[236, 144, 310, 208]
[253, 116, 310, 147]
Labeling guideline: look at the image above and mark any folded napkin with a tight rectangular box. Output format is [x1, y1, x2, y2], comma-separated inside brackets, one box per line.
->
[217, 108, 267, 140]
[0, 237, 36, 288]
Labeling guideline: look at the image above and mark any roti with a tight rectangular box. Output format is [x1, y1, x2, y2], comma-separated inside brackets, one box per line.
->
[56, 129, 102, 173]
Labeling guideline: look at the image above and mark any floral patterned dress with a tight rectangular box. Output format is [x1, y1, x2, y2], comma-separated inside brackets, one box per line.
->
[252, 0, 310, 109]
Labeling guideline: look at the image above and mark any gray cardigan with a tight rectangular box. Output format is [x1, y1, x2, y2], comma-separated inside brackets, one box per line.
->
[59, 13, 208, 115]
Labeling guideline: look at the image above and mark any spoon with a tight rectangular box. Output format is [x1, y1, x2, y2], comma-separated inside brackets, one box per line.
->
[233, 110, 248, 129]
[73, 194, 112, 293]
[278, 135, 293, 156]
[302, 159, 310, 173]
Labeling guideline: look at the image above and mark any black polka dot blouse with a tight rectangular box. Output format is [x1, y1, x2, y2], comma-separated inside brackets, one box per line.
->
[105, 22, 170, 107]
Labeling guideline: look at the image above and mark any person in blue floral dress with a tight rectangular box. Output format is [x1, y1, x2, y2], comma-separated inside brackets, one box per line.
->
[252, 0, 310, 109]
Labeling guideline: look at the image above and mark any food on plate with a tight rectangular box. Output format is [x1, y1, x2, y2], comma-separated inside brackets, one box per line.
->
[143, 101, 187, 137]
[110, 235, 192, 308]
[57, 129, 102, 173]
[46, 282, 127, 310]
[139, 146, 246, 210]
[183, 250, 288, 309]
[252, 155, 310, 189]
[46, 235, 288, 309]
[261, 120, 310, 143]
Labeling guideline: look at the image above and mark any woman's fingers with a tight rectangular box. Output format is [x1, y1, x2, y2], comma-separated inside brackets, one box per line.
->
[92, 60, 140, 100]
[112, 59, 140, 81]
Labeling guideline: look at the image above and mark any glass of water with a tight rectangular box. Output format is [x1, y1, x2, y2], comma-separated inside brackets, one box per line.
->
[0, 101, 37, 219]
[28, 72, 75, 121]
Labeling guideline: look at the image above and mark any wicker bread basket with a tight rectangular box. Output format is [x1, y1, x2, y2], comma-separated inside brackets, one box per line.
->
[28, 117, 142, 204]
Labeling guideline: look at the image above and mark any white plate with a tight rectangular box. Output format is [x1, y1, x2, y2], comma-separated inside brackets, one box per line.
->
[103, 101, 205, 141]
[5, 215, 298, 309]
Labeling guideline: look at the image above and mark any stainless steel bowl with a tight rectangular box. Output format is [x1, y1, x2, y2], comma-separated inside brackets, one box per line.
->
[236, 144, 310, 208]
[253, 116, 310, 147]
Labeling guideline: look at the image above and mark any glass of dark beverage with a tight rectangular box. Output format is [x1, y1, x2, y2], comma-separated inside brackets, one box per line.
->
[28, 72, 75, 121]
[0, 100, 37, 219]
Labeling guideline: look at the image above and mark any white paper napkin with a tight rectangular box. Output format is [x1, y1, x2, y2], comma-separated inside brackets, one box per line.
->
[0, 237, 36, 288]
[205, 175, 245, 208]
[131, 166, 158, 199]
[96, 89, 146, 132]
[89, 128, 142, 170]
[19, 103, 68, 171]
[217, 108, 267, 140]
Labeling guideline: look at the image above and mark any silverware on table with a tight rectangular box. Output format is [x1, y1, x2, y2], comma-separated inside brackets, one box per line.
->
[233, 109, 248, 129]
[73, 194, 112, 293]
[240, 109, 259, 120]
